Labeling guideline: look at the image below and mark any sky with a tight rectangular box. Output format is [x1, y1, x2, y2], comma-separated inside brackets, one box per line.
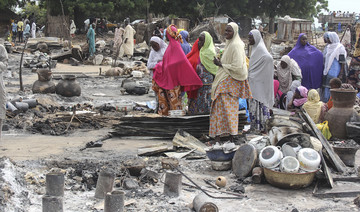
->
[326, 0, 360, 13]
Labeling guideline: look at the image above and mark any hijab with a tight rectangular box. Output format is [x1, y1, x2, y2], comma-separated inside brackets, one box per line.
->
[303, 89, 323, 123]
[324, 32, 347, 75]
[153, 25, 202, 91]
[211, 22, 248, 99]
[288, 33, 323, 89]
[248, 29, 274, 108]
[341, 27, 351, 45]
[293, 86, 308, 107]
[186, 39, 200, 71]
[276, 55, 302, 93]
[180, 30, 191, 55]
[147, 36, 168, 69]
[199, 31, 217, 75]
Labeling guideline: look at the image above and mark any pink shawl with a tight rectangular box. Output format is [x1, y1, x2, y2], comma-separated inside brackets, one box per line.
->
[293, 86, 308, 107]
[153, 26, 202, 91]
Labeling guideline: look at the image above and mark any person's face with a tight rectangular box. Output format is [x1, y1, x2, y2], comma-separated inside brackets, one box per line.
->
[323, 36, 329, 44]
[294, 90, 302, 99]
[280, 61, 288, 69]
[300, 35, 307, 46]
[248, 34, 255, 45]
[198, 34, 205, 50]
[225, 25, 234, 40]
[150, 41, 160, 52]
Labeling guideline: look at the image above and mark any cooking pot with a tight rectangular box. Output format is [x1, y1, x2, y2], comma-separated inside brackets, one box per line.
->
[280, 156, 300, 173]
[297, 148, 321, 172]
[259, 146, 283, 169]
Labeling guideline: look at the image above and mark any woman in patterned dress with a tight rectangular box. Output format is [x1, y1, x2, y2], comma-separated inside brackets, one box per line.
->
[210, 22, 252, 143]
[188, 31, 217, 115]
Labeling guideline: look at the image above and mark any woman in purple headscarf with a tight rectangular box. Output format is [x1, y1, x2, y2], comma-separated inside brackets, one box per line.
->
[288, 33, 323, 90]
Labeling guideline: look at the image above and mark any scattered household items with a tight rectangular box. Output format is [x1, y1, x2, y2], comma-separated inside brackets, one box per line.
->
[55, 75, 81, 97]
[325, 89, 359, 138]
[7, 97, 38, 113]
[259, 146, 283, 169]
[331, 139, 360, 167]
[192, 193, 219, 212]
[120, 78, 149, 95]
[297, 148, 321, 172]
[215, 176, 227, 188]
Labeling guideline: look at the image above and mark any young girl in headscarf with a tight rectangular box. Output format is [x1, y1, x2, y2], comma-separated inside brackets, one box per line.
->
[275, 55, 302, 94]
[210, 22, 252, 143]
[152, 24, 202, 116]
[147, 36, 167, 74]
[287, 86, 308, 110]
[179, 30, 191, 55]
[303, 89, 326, 123]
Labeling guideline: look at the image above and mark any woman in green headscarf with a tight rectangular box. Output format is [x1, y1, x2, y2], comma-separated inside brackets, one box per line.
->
[188, 31, 217, 115]
[87, 23, 96, 57]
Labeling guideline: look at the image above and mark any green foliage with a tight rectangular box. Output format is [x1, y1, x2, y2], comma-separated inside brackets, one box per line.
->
[19, 2, 47, 26]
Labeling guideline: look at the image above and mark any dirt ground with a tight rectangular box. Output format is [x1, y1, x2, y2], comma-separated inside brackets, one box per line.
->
[0, 37, 360, 212]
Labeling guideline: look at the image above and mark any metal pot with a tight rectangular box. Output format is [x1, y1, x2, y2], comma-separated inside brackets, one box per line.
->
[263, 167, 317, 189]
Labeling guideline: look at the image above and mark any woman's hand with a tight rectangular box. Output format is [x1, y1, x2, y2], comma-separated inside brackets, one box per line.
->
[213, 57, 222, 67]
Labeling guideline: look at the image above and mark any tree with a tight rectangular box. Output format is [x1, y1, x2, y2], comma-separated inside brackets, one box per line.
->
[19, 2, 47, 26]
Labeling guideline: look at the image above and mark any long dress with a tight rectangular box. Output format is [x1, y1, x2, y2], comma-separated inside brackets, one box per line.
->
[120, 24, 136, 57]
[248, 29, 274, 131]
[288, 33, 323, 89]
[209, 23, 252, 138]
[87, 26, 95, 56]
[31, 22, 36, 38]
[188, 62, 213, 115]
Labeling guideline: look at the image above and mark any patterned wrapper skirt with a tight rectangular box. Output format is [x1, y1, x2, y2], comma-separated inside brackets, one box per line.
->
[209, 77, 252, 138]
[152, 80, 182, 116]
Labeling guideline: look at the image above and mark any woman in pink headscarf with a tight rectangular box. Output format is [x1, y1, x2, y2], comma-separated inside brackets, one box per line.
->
[287, 86, 308, 110]
[152, 24, 203, 116]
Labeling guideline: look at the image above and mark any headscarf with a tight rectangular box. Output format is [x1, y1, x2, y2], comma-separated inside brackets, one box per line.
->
[276, 55, 302, 93]
[153, 25, 202, 91]
[211, 22, 248, 100]
[199, 31, 217, 75]
[180, 30, 191, 55]
[303, 89, 323, 123]
[248, 29, 274, 108]
[186, 39, 200, 71]
[288, 33, 323, 89]
[147, 36, 168, 69]
[341, 27, 351, 45]
[286, 80, 302, 109]
[70, 20, 76, 34]
[87, 25, 95, 56]
[324, 32, 347, 75]
[323, 32, 330, 63]
[186, 39, 200, 99]
[293, 86, 308, 107]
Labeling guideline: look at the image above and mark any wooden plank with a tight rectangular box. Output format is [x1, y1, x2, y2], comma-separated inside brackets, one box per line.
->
[172, 130, 207, 154]
[164, 149, 196, 159]
[313, 181, 360, 198]
[300, 109, 347, 173]
[137, 143, 173, 156]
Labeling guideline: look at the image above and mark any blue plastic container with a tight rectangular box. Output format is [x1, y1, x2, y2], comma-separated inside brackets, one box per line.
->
[206, 149, 236, 161]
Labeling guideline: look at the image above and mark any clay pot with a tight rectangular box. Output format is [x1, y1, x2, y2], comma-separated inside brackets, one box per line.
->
[330, 89, 357, 108]
[55, 75, 81, 97]
[325, 89, 358, 139]
[333, 146, 359, 167]
[32, 80, 56, 94]
[37, 68, 52, 81]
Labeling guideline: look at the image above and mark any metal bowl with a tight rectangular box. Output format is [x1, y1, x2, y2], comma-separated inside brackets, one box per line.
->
[263, 167, 318, 189]
[206, 149, 236, 161]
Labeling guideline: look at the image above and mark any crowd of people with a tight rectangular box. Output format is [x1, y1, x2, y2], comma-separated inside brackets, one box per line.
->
[144, 21, 360, 144]
[8, 17, 36, 43]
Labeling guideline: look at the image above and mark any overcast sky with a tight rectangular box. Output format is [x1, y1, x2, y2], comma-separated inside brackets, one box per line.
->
[327, 0, 360, 13]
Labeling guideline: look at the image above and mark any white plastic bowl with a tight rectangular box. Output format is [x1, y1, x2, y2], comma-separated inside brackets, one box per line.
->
[297, 148, 321, 172]
[280, 156, 300, 173]
[259, 146, 283, 169]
